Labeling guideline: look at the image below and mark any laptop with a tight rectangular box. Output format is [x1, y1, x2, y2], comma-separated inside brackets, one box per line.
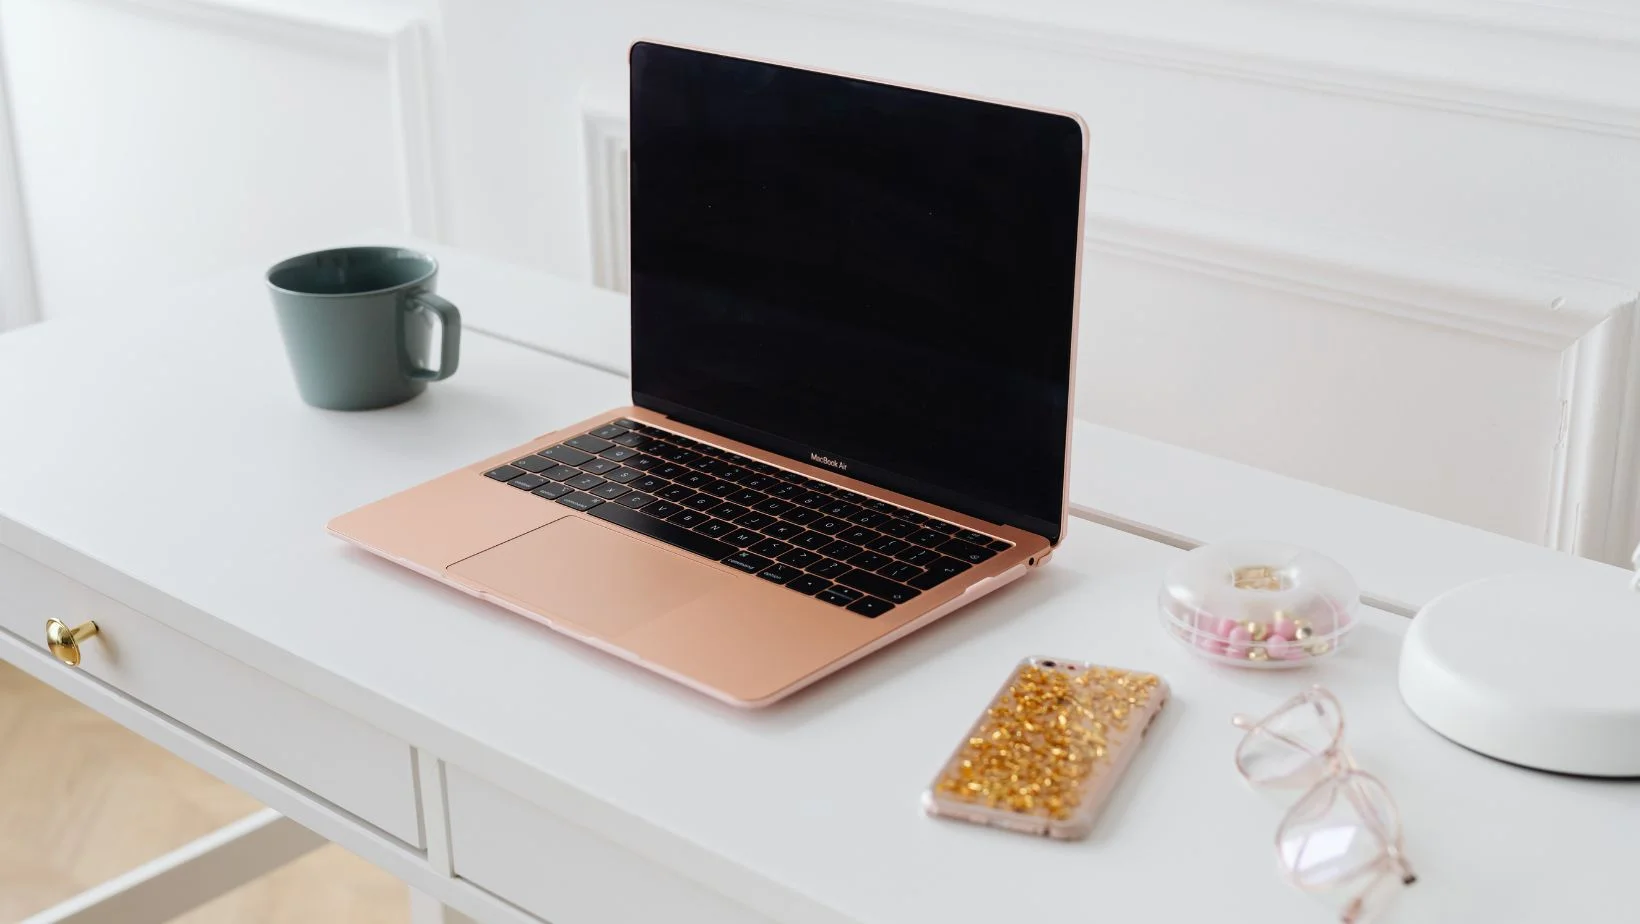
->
[329, 41, 1087, 707]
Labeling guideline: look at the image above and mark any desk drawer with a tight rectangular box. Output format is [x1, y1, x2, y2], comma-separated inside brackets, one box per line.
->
[0, 544, 423, 846]
[446, 766, 772, 924]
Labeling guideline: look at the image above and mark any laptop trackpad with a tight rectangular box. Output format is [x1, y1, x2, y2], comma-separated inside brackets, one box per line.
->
[448, 517, 729, 637]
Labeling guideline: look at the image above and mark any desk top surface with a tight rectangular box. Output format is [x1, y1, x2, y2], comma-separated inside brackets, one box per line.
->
[0, 262, 1633, 924]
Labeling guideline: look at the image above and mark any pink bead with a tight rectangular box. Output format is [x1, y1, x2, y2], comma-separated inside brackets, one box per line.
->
[1224, 625, 1251, 659]
[1195, 634, 1226, 656]
[1215, 617, 1242, 638]
[1272, 615, 1298, 641]
[1265, 636, 1297, 660]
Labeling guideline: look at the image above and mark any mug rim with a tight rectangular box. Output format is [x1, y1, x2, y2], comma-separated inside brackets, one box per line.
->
[266, 246, 439, 299]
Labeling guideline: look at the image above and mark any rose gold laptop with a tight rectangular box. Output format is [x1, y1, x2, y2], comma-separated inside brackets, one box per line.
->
[330, 42, 1087, 707]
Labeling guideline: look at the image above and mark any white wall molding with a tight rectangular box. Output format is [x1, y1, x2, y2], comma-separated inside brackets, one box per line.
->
[584, 110, 631, 293]
[734, 0, 1640, 139]
[1550, 298, 1640, 564]
[87, 0, 444, 239]
[581, 111, 1632, 350]
[0, 33, 40, 331]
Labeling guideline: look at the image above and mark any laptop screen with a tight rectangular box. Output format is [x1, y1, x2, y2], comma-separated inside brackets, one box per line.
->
[629, 43, 1084, 543]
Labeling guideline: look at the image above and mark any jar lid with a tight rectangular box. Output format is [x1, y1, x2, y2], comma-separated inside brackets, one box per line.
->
[1159, 540, 1359, 669]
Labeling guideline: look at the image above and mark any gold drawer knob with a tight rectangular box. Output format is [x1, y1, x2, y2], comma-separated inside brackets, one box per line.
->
[45, 618, 99, 667]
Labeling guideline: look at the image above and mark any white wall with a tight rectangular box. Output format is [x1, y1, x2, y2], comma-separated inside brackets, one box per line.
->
[435, 0, 1640, 560]
[0, 0, 1636, 563]
[0, 0, 439, 324]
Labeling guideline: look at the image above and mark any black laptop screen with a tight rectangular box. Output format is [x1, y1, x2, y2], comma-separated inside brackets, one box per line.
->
[629, 43, 1083, 543]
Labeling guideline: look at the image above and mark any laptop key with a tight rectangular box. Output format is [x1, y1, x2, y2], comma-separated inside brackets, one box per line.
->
[654, 463, 687, 479]
[898, 546, 941, 567]
[955, 529, 993, 545]
[894, 510, 929, 524]
[678, 472, 713, 488]
[838, 526, 877, 545]
[702, 479, 738, 497]
[794, 492, 828, 508]
[879, 561, 924, 583]
[540, 445, 595, 466]
[544, 465, 581, 482]
[820, 500, 860, 518]
[589, 424, 629, 440]
[815, 587, 863, 606]
[724, 528, 762, 547]
[704, 502, 749, 520]
[810, 517, 848, 535]
[610, 431, 647, 448]
[591, 482, 631, 500]
[615, 491, 655, 508]
[926, 520, 960, 534]
[625, 455, 660, 471]
[848, 510, 890, 528]
[764, 522, 802, 540]
[865, 500, 898, 513]
[937, 538, 996, 564]
[738, 475, 779, 491]
[668, 509, 710, 529]
[683, 493, 721, 511]
[848, 551, 892, 571]
[631, 476, 667, 493]
[784, 508, 821, 526]
[605, 467, 643, 484]
[907, 528, 949, 547]
[987, 538, 1013, 551]
[767, 482, 804, 499]
[612, 417, 641, 429]
[837, 568, 921, 604]
[786, 574, 831, 596]
[792, 530, 832, 550]
[748, 537, 792, 558]
[757, 564, 801, 585]
[579, 458, 619, 475]
[486, 465, 525, 482]
[555, 492, 603, 512]
[727, 489, 766, 506]
[877, 519, 916, 538]
[532, 483, 573, 500]
[511, 456, 554, 473]
[847, 597, 894, 618]
[908, 557, 971, 589]
[586, 501, 736, 561]
[736, 512, 776, 530]
[778, 548, 822, 569]
[508, 473, 549, 491]
[820, 540, 863, 560]
[723, 551, 772, 574]
[754, 498, 795, 516]
[694, 518, 734, 538]
[867, 536, 910, 556]
[600, 446, 639, 463]
[658, 484, 694, 502]
[642, 500, 682, 519]
[808, 559, 849, 579]
[565, 434, 614, 453]
[566, 473, 606, 491]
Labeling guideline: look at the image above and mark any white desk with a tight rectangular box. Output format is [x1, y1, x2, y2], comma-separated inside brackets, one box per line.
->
[1, 255, 1633, 924]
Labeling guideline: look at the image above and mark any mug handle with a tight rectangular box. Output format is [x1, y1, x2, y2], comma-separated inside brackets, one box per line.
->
[404, 292, 461, 381]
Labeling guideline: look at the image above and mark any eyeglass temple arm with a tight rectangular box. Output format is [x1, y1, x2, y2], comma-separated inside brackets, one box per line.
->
[1231, 715, 1346, 765]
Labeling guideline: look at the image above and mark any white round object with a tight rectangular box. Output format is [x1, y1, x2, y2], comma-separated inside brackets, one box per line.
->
[1400, 570, 1640, 777]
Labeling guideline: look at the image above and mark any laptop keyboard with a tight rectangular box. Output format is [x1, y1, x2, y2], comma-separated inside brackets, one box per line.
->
[482, 418, 1012, 618]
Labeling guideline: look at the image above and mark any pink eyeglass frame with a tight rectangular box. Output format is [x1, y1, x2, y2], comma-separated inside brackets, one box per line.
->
[1232, 686, 1418, 924]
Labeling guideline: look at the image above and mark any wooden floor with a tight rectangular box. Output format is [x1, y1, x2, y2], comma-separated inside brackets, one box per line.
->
[0, 661, 406, 923]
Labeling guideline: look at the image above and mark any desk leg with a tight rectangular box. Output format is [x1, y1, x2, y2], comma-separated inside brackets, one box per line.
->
[20, 808, 324, 924]
[410, 888, 478, 924]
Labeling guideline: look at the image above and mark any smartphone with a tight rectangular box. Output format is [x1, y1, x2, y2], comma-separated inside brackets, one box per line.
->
[922, 656, 1168, 839]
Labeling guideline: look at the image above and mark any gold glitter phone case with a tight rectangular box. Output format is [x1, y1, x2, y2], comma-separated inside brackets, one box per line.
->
[923, 657, 1168, 840]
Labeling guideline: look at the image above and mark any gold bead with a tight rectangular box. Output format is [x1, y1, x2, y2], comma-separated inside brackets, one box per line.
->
[1246, 647, 1269, 662]
[1294, 619, 1314, 641]
[1246, 620, 1270, 642]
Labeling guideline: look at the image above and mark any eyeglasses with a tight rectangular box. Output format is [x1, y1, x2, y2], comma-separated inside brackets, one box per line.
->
[1232, 686, 1417, 923]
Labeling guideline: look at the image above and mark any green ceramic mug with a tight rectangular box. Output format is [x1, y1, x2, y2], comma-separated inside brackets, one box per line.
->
[267, 246, 461, 410]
